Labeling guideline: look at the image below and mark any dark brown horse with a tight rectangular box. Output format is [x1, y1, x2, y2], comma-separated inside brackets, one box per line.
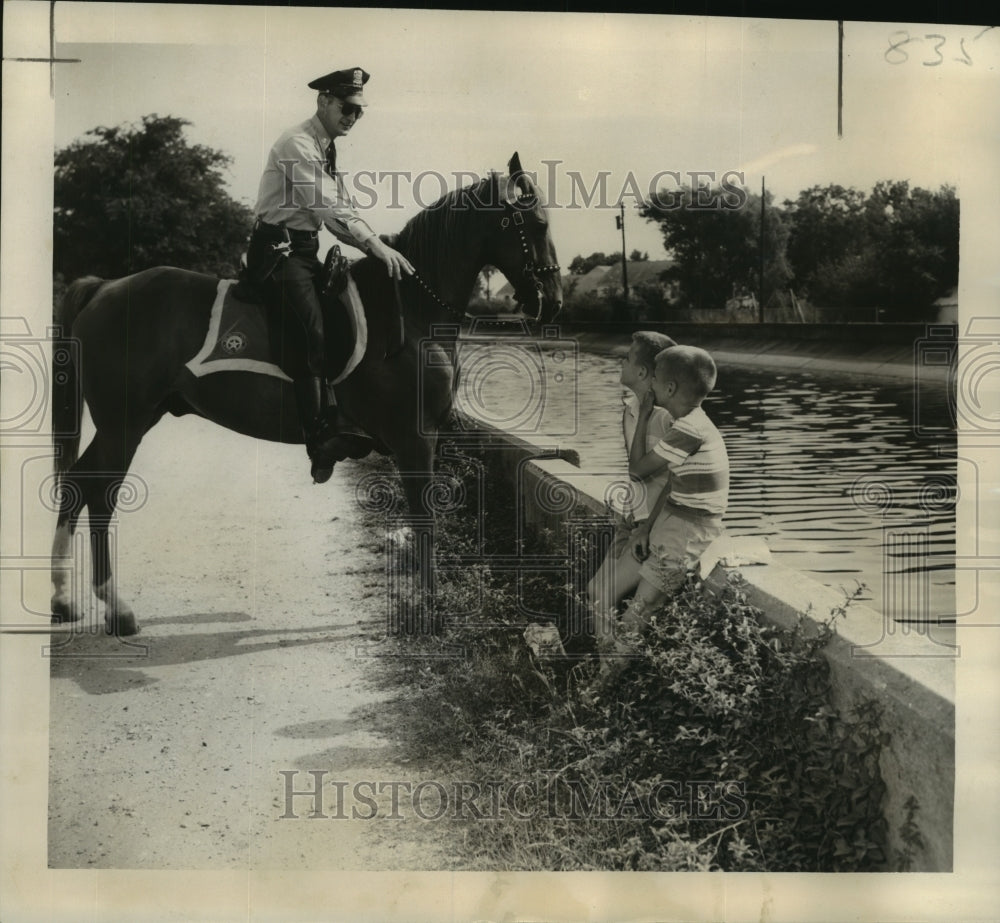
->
[50, 153, 561, 635]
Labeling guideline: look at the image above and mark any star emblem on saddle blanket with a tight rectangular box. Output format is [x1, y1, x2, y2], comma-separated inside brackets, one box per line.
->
[270, 239, 293, 258]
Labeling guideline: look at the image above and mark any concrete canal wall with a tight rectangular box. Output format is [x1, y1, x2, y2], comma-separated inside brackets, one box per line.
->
[563, 321, 956, 383]
[452, 414, 955, 872]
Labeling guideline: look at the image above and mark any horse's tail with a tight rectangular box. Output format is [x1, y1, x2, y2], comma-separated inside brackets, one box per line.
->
[52, 276, 104, 475]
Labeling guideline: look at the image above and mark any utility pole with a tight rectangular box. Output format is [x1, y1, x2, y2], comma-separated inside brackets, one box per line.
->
[759, 177, 766, 324]
[616, 201, 629, 304]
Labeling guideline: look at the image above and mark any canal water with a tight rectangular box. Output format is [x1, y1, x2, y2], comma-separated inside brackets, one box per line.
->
[454, 343, 956, 620]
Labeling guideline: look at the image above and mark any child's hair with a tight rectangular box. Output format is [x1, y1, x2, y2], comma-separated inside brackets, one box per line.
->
[654, 345, 718, 401]
[631, 331, 677, 374]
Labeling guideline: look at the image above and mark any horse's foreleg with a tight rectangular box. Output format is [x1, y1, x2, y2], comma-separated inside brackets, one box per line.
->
[390, 434, 441, 635]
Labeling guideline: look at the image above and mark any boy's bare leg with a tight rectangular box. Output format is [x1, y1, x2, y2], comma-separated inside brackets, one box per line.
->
[621, 577, 668, 636]
[587, 546, 644, 644]
[598, 576, 668, 677]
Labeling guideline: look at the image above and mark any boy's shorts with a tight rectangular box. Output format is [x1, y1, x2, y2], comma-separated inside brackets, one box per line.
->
[638, 505, 724, 595]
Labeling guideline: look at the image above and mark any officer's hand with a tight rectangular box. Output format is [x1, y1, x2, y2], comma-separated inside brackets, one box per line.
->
[367, 237, 414, 281]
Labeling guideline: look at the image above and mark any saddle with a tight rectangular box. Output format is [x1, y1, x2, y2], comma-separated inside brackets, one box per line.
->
[227, 244, 406, 379]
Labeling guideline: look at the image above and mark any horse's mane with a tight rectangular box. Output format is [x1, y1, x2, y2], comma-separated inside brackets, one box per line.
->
[389, 174, 499, 277]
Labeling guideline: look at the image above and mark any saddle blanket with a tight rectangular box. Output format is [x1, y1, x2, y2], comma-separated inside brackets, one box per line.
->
[185, 275, 368, 385]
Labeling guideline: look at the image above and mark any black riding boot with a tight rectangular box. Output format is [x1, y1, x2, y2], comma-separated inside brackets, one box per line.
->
[295, 376, 372, 484]
[293, 375, 325, 450]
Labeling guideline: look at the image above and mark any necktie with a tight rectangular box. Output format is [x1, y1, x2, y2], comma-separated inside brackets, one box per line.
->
[325, 140, 337, 177]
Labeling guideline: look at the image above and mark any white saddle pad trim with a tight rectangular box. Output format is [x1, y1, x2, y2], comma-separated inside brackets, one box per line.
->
[184, 276, 368, 385]
[184, 280, 293, 382]
[330, 273, 368, 385]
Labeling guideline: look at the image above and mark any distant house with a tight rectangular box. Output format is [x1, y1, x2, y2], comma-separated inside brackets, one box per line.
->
[599, 259, 674, 296]
[582, 259, 677, 302]
[494, 269, 588, 305]
[565, 265, 612, 299]
[493, 259, 677, 307]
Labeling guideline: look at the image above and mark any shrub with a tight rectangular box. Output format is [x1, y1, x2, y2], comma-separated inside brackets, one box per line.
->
[374, 458, 889, 871]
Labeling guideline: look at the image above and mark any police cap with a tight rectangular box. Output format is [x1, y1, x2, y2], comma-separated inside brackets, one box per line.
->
[308, 67, 370, 104]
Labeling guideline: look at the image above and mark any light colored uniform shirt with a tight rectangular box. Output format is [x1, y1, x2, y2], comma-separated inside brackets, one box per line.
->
[254, 115, 377, 248]
[651, 405, 729, 516]
[621, 392, 673, 521]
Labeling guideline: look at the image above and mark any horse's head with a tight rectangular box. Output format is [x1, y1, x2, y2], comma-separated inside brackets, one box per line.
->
[484, 153, 563, 324]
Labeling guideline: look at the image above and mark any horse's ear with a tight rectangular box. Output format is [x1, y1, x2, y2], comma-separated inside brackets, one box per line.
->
[506, 152, 534, 200]
[492, 169, 512, 204]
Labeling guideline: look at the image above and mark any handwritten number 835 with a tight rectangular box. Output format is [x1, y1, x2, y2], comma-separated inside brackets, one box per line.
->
[885, 27, 994, 67]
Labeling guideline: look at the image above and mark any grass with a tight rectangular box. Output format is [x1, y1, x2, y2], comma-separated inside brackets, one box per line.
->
[368, 453, 890, 871]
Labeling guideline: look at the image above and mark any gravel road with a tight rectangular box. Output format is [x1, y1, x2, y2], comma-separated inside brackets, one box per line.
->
[47, 415, 461, 870]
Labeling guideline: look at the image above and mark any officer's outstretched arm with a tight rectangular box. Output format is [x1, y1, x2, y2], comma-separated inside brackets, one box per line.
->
[365, 236, 415, 281]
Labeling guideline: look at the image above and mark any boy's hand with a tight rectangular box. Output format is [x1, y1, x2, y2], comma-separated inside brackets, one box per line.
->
[631, 524, 651, 562]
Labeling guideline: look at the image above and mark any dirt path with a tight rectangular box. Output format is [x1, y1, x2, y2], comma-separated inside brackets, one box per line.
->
[47, 416, 462, 870]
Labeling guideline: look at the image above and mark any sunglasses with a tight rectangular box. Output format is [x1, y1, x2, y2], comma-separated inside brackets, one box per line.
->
[325, 94, 364, 119]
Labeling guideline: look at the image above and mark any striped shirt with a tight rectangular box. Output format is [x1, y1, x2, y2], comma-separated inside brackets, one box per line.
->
[254, 115, 377, 246]
[621, 393, 673, 521]
[651, 406, 729, 516]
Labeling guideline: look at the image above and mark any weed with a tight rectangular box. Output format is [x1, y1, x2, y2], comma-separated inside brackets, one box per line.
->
[371, 456, 889, 871]
[894, 795, 926, 871]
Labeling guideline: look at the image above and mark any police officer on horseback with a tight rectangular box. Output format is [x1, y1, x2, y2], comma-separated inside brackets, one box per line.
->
[247, 66, 413, 476]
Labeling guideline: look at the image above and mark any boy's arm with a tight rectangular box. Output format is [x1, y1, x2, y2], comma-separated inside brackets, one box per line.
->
[628, 391, 670, 480]
[631, 476, 671, 560]
[629, 448, 669, 480]
[629, 391, 652, 468]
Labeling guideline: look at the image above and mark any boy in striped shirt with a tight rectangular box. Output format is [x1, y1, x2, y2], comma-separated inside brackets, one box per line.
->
[587, 331, 676, 635]
[599, 344, 729, 670]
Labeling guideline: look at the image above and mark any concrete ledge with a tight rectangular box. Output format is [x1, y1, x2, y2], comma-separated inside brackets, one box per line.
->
[703, 562, 954, 873]
[457, 414, 955, 871]
[563, 327, 954, 383]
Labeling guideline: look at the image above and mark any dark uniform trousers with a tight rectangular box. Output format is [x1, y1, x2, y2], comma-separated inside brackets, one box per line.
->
[247, 223, 326, 378]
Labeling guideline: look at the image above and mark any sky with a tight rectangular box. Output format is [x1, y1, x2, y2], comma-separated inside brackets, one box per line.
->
[50, 5, 1000, 270]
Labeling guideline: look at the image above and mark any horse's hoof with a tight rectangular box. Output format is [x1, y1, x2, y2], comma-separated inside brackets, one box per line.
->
[311, 462, 335, 484]
[105, 610, 139, 637]
[51, 595, 82, 624]
[387, 525, 415, 548]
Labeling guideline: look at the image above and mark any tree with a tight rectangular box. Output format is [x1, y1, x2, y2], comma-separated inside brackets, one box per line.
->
[783, 184, 868, 295]
[784, 181, 958, 318]
[629, 249, 649, 262]
[54, 114, 254, 282]
[641, 182, 791, 311]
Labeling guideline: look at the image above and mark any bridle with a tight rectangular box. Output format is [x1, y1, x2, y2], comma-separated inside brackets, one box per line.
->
[407, 192, 560, 323]
[500, 194, 561, 323]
